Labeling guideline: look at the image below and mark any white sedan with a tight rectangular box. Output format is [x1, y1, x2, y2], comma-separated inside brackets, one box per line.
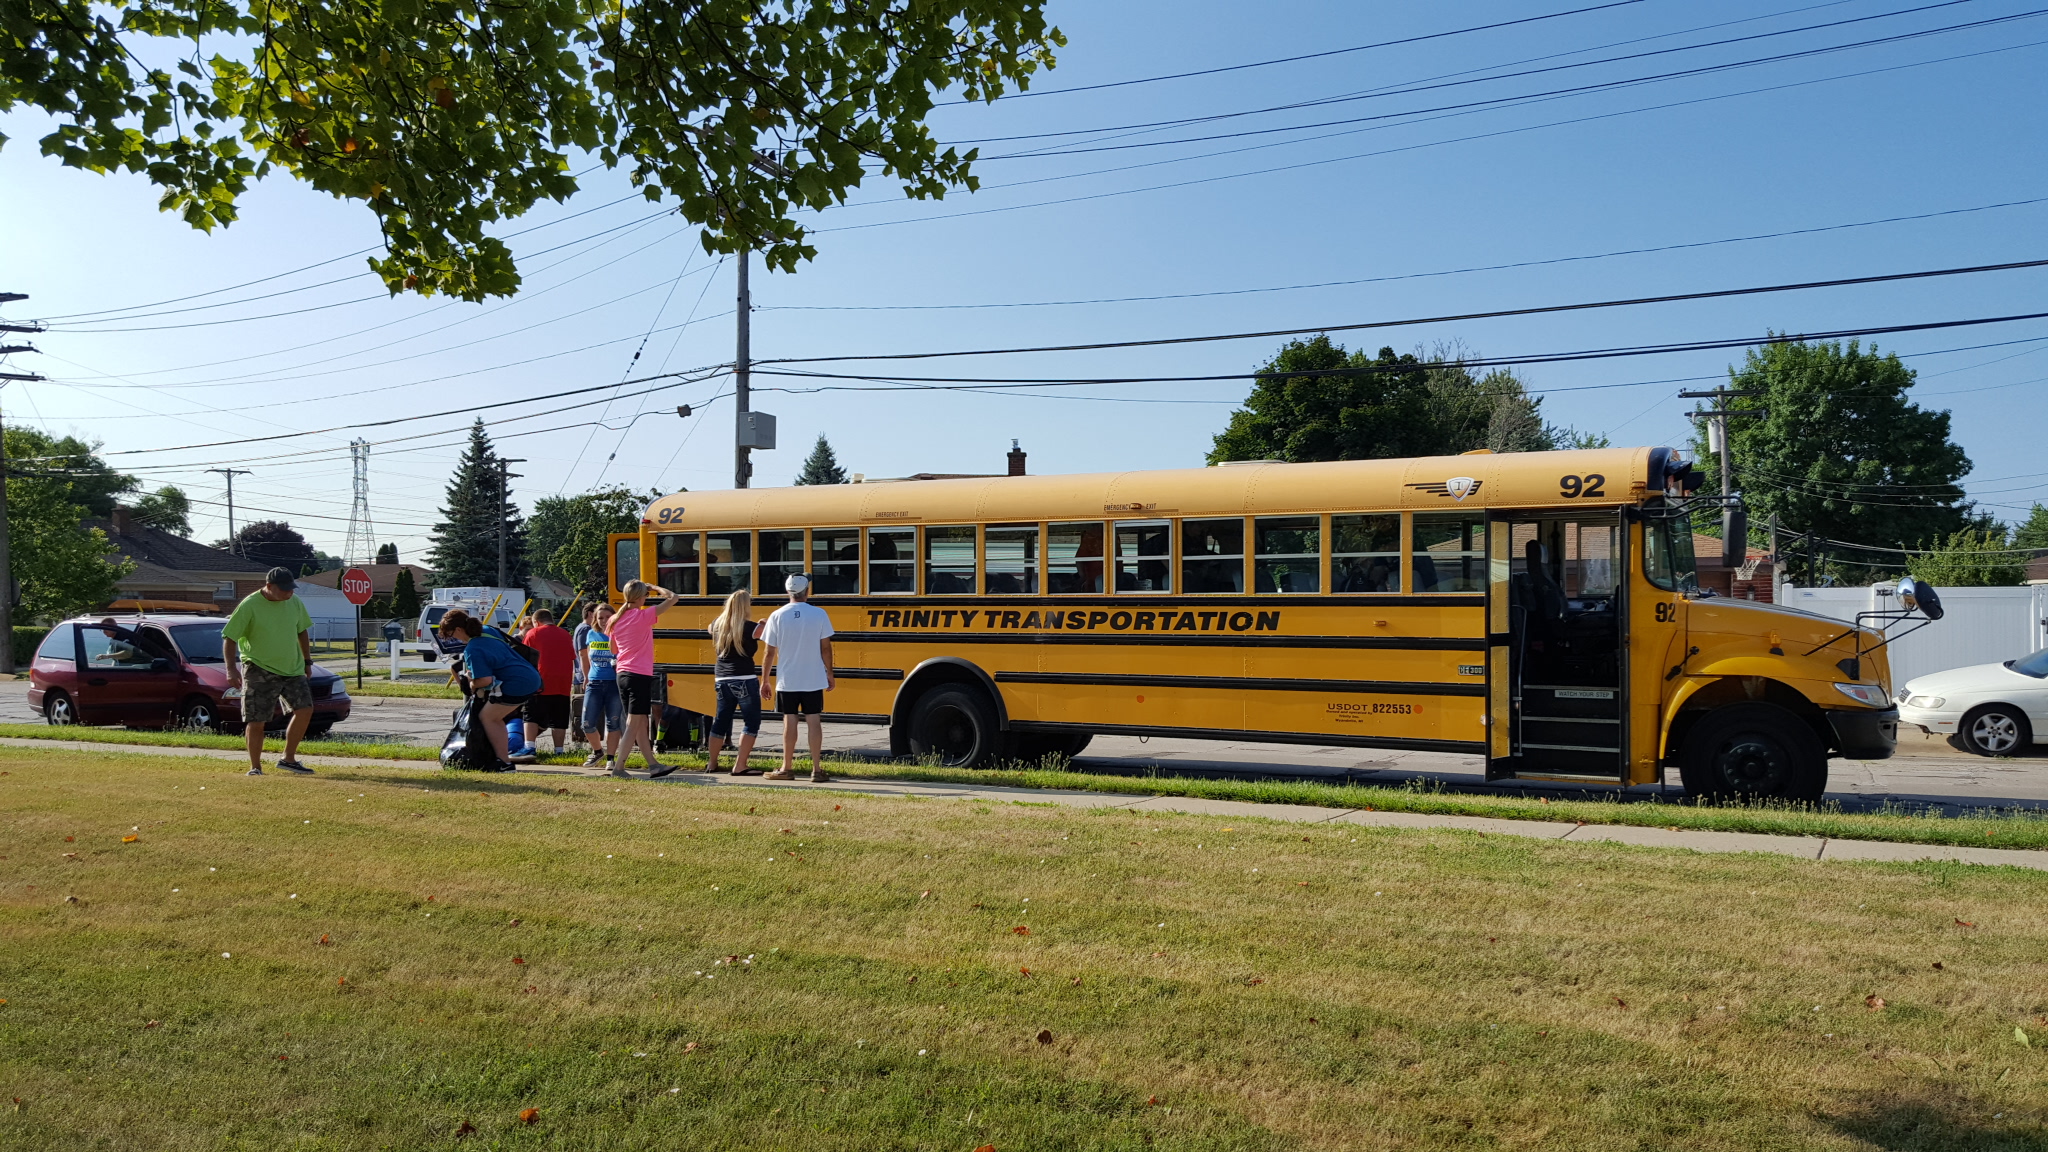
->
[1897, 649, 2048, 756]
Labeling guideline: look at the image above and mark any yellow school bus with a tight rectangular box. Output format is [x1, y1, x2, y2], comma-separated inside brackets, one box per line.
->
[612, 446, 1905, 800]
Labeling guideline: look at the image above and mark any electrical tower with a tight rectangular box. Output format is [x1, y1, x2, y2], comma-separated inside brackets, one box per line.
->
[343, 438, 376, 567]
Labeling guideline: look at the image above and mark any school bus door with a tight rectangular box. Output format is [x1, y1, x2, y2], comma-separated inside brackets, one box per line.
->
[607, 533, 641, 606]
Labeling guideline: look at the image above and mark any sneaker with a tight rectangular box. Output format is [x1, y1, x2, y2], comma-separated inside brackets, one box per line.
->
[582, 752, 604, 768]
[246, 766, 265, 776]
[647, 763, 677, 779]
[608, 764, 631, 778]
[509, 750, 539, 765]
[489, 760, 518, 773]
[275, 760, 315, 775]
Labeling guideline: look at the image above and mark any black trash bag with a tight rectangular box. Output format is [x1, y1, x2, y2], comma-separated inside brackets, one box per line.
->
[440, 696, 508, 771]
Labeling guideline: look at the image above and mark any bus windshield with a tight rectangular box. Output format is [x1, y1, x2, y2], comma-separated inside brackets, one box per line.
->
[1644, 512, 1698, 592]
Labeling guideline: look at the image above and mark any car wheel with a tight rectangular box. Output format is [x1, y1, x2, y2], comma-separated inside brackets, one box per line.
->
[907, 685, 1003, 768]
[1679, 702, 1826, 803]
[306, 720, 336, 739]
[1958, 705, 2031, 757]
[179, 697, 221, 732]
[44, 690, 75, 726]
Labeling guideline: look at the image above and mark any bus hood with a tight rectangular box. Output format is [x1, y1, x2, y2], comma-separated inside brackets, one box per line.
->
[1686, 596, 1890, 687]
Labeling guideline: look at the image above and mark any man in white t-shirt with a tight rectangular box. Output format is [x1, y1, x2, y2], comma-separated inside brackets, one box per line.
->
[760, 573, 836, 782]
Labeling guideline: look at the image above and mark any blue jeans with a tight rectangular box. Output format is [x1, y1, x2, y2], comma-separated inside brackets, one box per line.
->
[581, 679, 623, 734]
[711, 678, 762, 738]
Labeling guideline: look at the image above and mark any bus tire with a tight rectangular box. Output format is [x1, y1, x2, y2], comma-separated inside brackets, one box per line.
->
[907, 685, 1003, 768]
[1678, 702, 1825, 803]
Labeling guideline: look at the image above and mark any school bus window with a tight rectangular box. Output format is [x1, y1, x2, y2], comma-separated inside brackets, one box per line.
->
[810, 527, 860, 594]
[925, 525, 977, 594]
[706, 531, 752, 595]
[654, 533, 699, 595]
[1643, 513, 1699, 592]
[612, 537, 641, 593]
[1181, 518, 1244, 593]
[760, 530, 804, 593]
[1412, 512, 1485, 593]
[984, 524, 1038, 594]
[1254, 516, 1320, 593]
[1331, 513, 1400, 592]
[1114, 521, 1172, 593]
[868, 527, 916, 593]
[1047, 522, 1105, 594]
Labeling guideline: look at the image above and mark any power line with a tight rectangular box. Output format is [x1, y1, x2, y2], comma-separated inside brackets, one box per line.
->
[761, 256, 2048, 365]
[985, 0, 1650, 101]
[767, 195, 2048, 312]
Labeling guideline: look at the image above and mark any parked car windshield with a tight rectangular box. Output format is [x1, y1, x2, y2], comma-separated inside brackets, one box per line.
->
[169, 622, 227, 663]
[2010, 649, 2048, 678]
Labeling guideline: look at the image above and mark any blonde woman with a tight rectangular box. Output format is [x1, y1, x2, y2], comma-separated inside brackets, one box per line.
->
[704, 589, 764, 775]
[610, 579, 678, 777]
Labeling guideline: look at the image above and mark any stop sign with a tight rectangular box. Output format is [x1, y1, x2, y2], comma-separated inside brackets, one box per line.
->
[339, 567, 375, 606]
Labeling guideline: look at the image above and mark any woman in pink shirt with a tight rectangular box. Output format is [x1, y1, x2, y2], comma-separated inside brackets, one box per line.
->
[609, 579, 677, 777]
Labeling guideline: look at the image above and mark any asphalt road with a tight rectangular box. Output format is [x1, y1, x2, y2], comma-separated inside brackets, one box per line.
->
[5, 680, 2042, 814]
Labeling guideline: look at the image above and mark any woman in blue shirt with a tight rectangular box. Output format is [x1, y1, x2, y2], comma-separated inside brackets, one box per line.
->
[440, 610, 542, 770]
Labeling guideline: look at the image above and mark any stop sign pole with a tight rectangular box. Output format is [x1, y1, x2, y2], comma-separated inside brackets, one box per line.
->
[339, 567, 374, 688]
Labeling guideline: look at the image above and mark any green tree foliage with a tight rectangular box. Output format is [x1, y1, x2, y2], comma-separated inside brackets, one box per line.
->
[794, 434, 848, 485]
[1699, 342, 1973, 573]
[129, 485, 192, 535]
[3, 0, 1061, 300]
[375, 542, 399, 565]
[392, 566, 423, 621]
[215, 520, 316, 570]
[2015, 504, 2048, 553]
[1207, 337, 1592, 463]
[1, 427, 131, 623]
[528, 486, 656, 597]
[1910, 527, 2027, 587]
[427, 420, 528, 587]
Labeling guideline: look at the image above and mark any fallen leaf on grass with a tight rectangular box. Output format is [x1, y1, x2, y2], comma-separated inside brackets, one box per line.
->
[64, 836, 73, 843]
[1933, 961, 1945, 970]
[1614, 997, 1629, 1009]
[1012, 925, 1030, 936]
[512, 957, 526, 965]
[684, 1041, 699, 1052]
[454, 1120, 475, 1137]
[63, 895, 78, 904]
[509, 919, 521, 927]
[519, 1108, 539, 1125]
[1146, 1096, 1159, 1106]
[1866, 995, 1886, 1010]
[143, 1020, 159, 1029]
[1246, 977, 1264, 986]
[919, 890, 931, 899]
[834, 805, 842, 811]
[1070, 977, 1082, 987]
[122, 835, 138, 844]
[1036, 1030, 1053, 1045]
[2019, 1027, 2033, 1048]
[523, 986, 537, 993]
[337, 977, 347, 986]
[62, 853, 76, 860]
[318, 934, 331, 946]
[907, 975, 917, 983]
[556, 788, 569, 794]
[1019, 967, 1032, 976]
[975, 1146, 995, 1152]
[1296, 881, 1308, 887]
[1956, 919, 1977, 928]
[276, 1054, 288, 1062]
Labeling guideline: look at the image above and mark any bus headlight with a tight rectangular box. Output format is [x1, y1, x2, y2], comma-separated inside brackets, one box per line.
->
[1833, 683, 1889, 707]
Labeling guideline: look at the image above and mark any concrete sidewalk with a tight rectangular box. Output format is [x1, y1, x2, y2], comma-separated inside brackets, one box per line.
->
[12, 734, 2045, 872]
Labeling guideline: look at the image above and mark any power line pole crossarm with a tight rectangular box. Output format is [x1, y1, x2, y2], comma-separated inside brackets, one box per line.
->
[206, 469, 254, 554]
[1680, 386, 1767, 569]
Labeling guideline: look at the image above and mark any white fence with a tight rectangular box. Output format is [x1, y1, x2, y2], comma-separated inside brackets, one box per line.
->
[1776, 584, 2048, 690]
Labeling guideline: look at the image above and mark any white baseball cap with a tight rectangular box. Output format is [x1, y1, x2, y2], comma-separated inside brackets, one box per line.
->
[785, 573, 811, 593]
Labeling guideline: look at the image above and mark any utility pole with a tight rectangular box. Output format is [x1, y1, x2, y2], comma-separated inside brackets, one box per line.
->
[206, 468, 253, 554]
[734, 249, 751, 490]
[1680, 386, 1766, 568]
[0, 291, 44, 675]
[496, 457, 525, 589]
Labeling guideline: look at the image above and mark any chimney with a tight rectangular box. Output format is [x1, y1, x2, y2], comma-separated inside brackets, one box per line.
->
[110, 505, 133, 536]
[1006, 439, 1027, 477]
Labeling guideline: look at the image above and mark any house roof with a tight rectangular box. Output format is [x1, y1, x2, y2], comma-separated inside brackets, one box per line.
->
[85, 516, 271, 576]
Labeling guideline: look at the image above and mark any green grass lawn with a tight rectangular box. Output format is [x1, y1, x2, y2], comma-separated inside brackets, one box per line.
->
[3, 747, 2047, 1149]
[340, 677, 464, 700]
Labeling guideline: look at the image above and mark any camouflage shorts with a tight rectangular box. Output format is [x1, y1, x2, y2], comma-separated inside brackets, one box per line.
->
[241, 662, 312, 725]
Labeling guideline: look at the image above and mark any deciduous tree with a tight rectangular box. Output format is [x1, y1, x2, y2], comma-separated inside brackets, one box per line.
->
[1, 427, 131, 623]
[4, 0, 1061, 299]
[1910, 527, 2026, 587]
[216, 520, 316, 570]
[526, 486, 654, 597]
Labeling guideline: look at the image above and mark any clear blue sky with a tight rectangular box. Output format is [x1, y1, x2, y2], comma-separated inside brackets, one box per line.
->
[2, 0, 2044, 562]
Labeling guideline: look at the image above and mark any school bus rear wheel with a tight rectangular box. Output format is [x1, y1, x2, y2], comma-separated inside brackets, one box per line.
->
[908, 685, 1002, 768]
[1678, 702, 1825, 803]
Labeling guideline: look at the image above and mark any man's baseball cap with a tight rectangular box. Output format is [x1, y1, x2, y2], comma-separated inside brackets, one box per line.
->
[265, 566, 297, 590]
[785, 573, 811, 594]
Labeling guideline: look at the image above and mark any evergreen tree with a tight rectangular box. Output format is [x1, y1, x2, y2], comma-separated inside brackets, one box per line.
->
[392, 567, 424, 620]
[794, 434, 849, 484]
[375, 542, 399, 565]
[427, 419, 528, 586]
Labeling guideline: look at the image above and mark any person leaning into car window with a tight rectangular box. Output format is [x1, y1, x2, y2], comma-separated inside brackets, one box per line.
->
[439, 609, 542, 772]
[94, 618, 148, 665]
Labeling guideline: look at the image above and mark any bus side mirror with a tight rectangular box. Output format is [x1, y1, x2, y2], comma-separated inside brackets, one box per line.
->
[1898, 577, 1945, 620]
[1721, 505, 1748, 569]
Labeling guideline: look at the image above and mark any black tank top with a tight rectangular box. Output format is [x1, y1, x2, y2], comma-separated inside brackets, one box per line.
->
[713, 624, 758, 679]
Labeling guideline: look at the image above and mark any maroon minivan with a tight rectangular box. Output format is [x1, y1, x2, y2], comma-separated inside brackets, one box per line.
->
[28, 614, 352, 734]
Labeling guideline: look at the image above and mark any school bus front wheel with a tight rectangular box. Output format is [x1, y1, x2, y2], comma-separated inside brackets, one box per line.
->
[1676, 702, 1827, 803]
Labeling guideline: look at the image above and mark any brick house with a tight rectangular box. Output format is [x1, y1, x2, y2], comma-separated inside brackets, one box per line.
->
[83, 506, 274, 611]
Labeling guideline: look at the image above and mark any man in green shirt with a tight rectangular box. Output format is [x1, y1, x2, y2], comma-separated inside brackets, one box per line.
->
[222, 567, 317, 776]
